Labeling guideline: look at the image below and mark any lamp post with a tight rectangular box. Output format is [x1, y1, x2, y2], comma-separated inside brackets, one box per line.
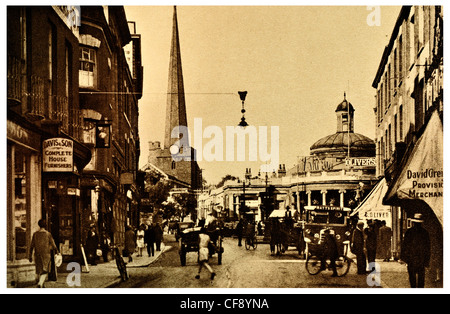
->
[238, 91, 248, 127]
[240, 168, 252, 219]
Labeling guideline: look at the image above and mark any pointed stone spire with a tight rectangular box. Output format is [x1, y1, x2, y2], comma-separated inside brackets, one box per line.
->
[164, 5, 188, 149]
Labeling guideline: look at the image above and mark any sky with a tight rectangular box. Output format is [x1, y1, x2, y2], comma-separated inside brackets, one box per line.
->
[124, 5, 402, 185]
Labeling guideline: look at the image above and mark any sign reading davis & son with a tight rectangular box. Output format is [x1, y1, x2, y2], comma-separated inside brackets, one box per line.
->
[43, 138, 74, 172]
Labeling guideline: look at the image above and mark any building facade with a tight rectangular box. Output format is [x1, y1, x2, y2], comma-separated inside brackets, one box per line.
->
[7, 6, 91, 286]
[6, 6, 143, 287]
[372, 5, 443, 285]
[200, 96, 378, 224]
[78, 5, 143, 254]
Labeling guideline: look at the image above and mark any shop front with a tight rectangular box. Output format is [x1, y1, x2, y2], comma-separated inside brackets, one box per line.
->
[6, 113, 43, 286]
[41, 136, 91, 262]
[383, 110, 443, 286]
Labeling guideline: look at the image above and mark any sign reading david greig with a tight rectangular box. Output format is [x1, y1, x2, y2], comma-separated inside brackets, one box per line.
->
[43, 138, 74, 172]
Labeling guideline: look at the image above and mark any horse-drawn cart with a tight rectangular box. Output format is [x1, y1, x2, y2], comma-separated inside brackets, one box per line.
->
[179, 226, 224, 266]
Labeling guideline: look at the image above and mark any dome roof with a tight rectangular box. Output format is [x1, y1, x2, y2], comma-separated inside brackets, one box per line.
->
[335, 98, 354, 113]
[310, 132, 375, 157]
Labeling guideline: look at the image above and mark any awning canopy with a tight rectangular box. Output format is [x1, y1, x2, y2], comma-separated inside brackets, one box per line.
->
[351, 178, 391, 221]
[269, 210, 287, 218]
[383, 110, 443, 225]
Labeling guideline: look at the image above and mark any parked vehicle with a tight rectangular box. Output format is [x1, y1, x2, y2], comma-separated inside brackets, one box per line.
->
[303, 205, 352, 257]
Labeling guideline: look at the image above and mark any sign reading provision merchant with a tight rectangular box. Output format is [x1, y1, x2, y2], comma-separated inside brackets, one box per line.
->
[43, 138, 74, 172]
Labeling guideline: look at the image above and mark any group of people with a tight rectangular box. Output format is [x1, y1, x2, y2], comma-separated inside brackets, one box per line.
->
[350, 219, 393, 275]
[350, 213, 431, 288]
[123, 222, 164, 263]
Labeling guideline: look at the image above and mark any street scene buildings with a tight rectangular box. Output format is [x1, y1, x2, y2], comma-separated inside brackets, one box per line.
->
[5, 5, 444, 290]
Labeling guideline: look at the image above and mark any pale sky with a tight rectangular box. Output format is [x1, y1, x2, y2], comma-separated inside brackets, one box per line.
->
[125, 5, 402, 185]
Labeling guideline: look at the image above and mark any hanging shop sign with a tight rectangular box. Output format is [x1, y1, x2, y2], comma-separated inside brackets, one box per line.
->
[43, 138, 74, 172]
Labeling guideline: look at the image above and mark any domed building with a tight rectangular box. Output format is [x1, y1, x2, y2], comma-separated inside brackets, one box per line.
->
[282, 94, 378, 215]
[310, 94, 375, 158]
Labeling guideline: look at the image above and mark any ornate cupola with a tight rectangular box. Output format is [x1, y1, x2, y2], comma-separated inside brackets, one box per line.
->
[310, 93, 375, 158]
[335, 92, 355, 133]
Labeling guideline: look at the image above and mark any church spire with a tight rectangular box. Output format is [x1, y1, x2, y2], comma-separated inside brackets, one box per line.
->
[164, 5, 188, 149]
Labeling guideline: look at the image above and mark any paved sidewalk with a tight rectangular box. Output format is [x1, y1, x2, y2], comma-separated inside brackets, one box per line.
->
[36, 243, 169, 289]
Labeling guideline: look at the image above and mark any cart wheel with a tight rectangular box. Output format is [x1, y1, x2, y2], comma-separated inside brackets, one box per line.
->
[305, 255, 322, 275]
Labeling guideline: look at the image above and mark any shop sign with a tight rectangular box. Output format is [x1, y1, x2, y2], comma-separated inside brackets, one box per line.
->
[384, 111, 443, 225]
[362, 211, 391, 220]
[345, 157, 376, 167]
[297, 156, 335, 172]
[7, 120, 40, 151]
[43, 138, 74, 172]
[67, 187, 80, 196]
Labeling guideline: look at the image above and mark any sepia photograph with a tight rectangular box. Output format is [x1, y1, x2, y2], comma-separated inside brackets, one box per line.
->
[4, 2, 445, 296]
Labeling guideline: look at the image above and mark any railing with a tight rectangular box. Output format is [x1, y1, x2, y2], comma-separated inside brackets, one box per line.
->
[7, 56, 23, 106]
[26, 75, 46, 120]
[8, 57, 85, 141]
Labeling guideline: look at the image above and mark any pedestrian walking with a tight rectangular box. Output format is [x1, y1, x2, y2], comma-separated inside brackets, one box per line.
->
[86, 225, 99, 265]
[351, 221, 367, 275]
[364, 220, 377, 270]
[144, 223, 155, 257]
[124, 226, 136, 263]
[401, 213, 430, 288]
[257, 221, 263, 236]
[154, 222, 163, 251]
[100, 231, 111, 263]
[136, 224, 146, 257]
[378, 221, 392, 262]
[270, 218, 281, 256]
[236, 219, 244, 247]
[29, 219, 59, 288]
[195, 227, 216, 280]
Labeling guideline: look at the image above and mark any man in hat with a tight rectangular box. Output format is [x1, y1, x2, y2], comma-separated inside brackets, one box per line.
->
[401, 213, 430, 288]
[351, 221, 367, 275]
[320, 228, 339, 277]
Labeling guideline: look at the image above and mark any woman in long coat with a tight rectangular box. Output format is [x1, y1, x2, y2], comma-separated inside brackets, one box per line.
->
[124, 226, 136, 263]
[29, 219, 59, 288]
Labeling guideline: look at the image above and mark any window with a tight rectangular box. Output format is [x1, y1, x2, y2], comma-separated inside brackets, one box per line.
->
[13, 147, 30, 260]
[388, 64, 391, 104]
[399, 105, 403, 140]
[380, 83, 384, 118]
[393, 49, 397, 89]
[394, 114, 398, 143]
[398, 36, 403, 82]
[388, 124, 392, 155]
[79, 46, 96, 87]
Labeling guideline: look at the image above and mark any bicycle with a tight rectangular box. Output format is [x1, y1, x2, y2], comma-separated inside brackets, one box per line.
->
[305, 240, 351, 277]
[245, 234, 258, 250]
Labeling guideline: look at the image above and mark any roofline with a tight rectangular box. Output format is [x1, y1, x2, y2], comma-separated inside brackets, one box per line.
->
[372, 6, 411, 88]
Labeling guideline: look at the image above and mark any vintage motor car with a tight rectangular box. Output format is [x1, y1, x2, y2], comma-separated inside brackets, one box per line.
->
[303, 205, 352, 256]
[178, 225, 224, 266]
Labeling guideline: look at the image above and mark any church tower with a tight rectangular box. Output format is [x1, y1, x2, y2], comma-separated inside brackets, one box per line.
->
[147, 6, 201, 191]
[164, 6, 188, 150]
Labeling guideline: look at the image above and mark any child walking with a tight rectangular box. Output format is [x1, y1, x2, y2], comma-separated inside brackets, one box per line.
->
[195, 227, 216, 280]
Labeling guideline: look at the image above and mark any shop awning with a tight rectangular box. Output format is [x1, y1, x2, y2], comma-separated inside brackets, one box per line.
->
[383, 110, 443, 225]
[351, 178, 391, 221]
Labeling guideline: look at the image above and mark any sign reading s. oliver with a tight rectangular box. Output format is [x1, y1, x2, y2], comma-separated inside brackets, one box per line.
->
[43, 138, 74, 172]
